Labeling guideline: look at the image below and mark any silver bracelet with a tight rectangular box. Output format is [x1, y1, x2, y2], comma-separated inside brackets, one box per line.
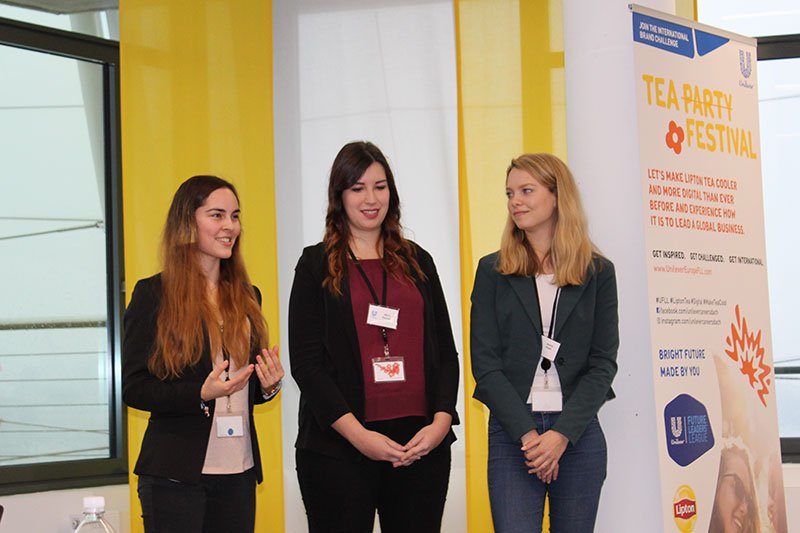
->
[261, 380, 282, 400]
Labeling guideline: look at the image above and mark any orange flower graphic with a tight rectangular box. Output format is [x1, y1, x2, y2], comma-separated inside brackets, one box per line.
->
[724, 304, 772, 407]
[665, 120, 685, 155]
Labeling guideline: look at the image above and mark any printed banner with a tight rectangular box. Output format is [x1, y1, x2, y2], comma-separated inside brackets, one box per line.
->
[632, 6, 787, 532]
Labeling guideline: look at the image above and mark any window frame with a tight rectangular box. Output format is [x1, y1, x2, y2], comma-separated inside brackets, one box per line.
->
[756, 32, 800, 463]
[0, 15, 125, 495]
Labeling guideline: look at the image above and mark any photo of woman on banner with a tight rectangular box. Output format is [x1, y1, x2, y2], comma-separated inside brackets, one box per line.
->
[709, 439, 760, 533]
[288, 141, 460, 532]
[712, 352, 788, 533]
[470, 153, 618, 532]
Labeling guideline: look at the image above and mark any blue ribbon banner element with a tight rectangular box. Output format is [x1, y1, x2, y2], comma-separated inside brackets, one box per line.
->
[633, 12, 695, 58]
[695, 29, 730, 56]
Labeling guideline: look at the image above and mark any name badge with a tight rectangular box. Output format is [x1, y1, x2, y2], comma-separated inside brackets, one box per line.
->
[216, 414, 244, 438]
[372, 356, 406, 383]
[527, 369, 563, 412]
[367, 304, 399, 330]
[541, 336, 561, 361]
[531, 389, 563, 412]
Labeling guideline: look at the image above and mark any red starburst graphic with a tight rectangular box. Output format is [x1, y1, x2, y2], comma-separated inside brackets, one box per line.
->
[724, 304, 772, 407]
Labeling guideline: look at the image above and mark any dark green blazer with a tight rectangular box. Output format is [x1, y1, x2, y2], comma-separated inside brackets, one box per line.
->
[470, 252, 618, 444]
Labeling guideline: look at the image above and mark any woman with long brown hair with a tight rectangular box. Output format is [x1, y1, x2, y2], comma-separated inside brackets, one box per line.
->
[288, 141, 460, 532]
[470, 153, 618, 532]
[123, 175, 284, 532]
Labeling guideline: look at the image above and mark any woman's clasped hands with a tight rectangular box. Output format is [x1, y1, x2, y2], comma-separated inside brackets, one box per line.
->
[521, 428, 568, 484]
[340, 412, 452, 468]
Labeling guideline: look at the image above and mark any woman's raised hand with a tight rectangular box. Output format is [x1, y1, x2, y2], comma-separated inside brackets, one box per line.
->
[200, 359, 254, 402]
[255, 346, 285, 395]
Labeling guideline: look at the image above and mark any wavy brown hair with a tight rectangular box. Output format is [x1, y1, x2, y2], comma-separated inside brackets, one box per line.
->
[323, 141, 424, 295]
[149, 175, 268, 379]
[498, 153, 598, 286]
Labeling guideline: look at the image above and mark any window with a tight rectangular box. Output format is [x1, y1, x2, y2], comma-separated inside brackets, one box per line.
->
[698, 1, 800, 461]
[758, 42, 800, 462]
[0, 15, 124, 494]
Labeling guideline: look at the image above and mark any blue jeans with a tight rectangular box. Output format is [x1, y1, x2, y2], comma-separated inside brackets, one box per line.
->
[487, 412, 607, 533]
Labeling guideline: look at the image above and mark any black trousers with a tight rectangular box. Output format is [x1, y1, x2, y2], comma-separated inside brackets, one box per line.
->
[137, 468, 256, 533]
[296, 417, 452, 533]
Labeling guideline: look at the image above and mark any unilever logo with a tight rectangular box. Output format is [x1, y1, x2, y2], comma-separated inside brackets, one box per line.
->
[739, 50, 754, 89]
[664, 394, 714, 466]
[739, 50, 752, 78]
[670, 416, 683, 438]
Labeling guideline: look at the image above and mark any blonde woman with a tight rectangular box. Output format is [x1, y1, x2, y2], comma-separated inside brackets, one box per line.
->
[123, 175, 284, 532]
[470, 154, 618, 532]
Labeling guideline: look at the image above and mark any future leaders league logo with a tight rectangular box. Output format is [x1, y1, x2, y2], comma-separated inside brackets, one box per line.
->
[664, 394, 714, 467]
[673, 485, 698, 533]
[725, 304, 772, 407]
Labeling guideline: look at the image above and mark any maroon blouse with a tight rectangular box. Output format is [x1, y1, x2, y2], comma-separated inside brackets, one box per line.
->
[348, 258, 427, 422]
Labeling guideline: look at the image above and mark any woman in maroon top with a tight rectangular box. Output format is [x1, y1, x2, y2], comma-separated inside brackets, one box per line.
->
[288, 141, 460, 532]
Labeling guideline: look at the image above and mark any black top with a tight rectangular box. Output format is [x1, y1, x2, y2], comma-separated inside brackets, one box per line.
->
[288, 242, 460, 461]
[122, 274, 272, 483]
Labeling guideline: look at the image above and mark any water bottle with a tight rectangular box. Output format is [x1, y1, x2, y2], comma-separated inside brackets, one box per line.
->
[74, 496, 115, 532]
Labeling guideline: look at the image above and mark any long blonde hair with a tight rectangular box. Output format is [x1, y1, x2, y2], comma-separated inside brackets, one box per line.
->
[150, 175, 268, 380]
[497, 153, 597, 286]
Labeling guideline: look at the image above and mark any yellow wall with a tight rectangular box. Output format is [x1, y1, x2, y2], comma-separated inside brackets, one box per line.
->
[676, 0, 698, 21]
[456, 0, 565, 530]
[120, 1, 284, 530]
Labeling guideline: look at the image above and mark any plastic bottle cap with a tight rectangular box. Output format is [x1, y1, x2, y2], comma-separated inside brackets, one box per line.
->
[83, 496, 106, 513]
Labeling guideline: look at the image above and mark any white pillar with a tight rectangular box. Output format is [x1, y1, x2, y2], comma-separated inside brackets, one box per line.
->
[563, 1, 675, 531]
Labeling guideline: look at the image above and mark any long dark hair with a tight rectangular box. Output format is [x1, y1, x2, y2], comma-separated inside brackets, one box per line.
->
[323, 141, 424, 295]
[151, 175, 268, 379]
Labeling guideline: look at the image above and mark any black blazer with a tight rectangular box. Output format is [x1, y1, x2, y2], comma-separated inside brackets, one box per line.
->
[470, 253, 618, 445]
[122, 274, 272, 483]
[288, 242, 460, 460]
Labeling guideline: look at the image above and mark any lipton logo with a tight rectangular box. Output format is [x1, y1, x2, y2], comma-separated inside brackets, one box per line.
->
[673, 485, 698, 533]
[674, 498, 696, 519]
